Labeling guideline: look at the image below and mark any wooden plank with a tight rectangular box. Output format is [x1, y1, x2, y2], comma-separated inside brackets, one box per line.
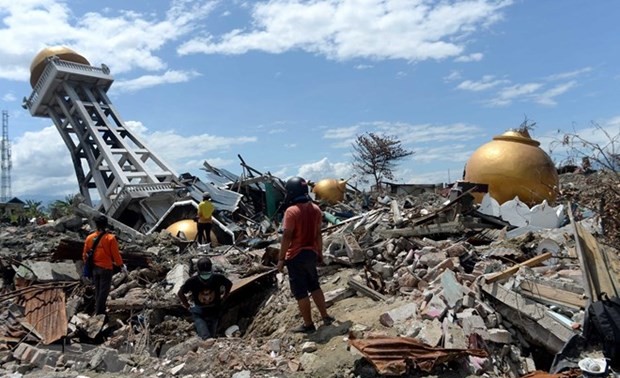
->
[567, 204, 594, 302]
[576, 222, 619, 299]
[324, 287, 356, 307]
[0, 336, 20, 343]
[347, 277, 387, 302]
[519, 280, 586, 309]
[390, 200, 404, 226]
[484, 252, 552, 283]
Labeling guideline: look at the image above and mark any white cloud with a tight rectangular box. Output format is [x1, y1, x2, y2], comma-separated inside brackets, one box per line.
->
[354, 64, 373, 70]
[113, 70, 201, 93]
[323, 126, 359, 140]
[443, 70, 462, 82]
[535, 81, 576, 106]
[128, 124, 258, 172]
[9, 120, 258, 197]
[178, 0, 512, 62]
[11, 125, 77, 197]
[457, 75, 509, 91]
[546, 67, 592, 81]
[2, 93, 16, 102]
[322, 122, 485, 152]
[268, 128, 285, 134]
[297, 157, 352, 182]
[455, 52, 483, 62]
[412, 144, 474, 164]
[488, 82, 543, 106]
[372, 121, 484, 144]
[0, 0, 219, 81]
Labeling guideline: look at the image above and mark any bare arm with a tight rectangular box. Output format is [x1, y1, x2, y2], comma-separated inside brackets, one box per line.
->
[316, 221, 323, 264]
[177, 289, 190, 309]
[277, 229, 293, 272]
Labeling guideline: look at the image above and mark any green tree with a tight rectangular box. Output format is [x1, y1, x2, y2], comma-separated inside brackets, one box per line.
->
[351, 132, 414, 191]
[24, 199, 45, 219]
[48, 194, 76, 220]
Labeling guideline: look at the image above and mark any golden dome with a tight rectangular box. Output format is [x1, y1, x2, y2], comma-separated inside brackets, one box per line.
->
[312, 179, 347, 204]
[166, 219, 198, 241]
[464, 129, 559, 205]
[29, 46, 90, 88]
[165, 219, 219, 245]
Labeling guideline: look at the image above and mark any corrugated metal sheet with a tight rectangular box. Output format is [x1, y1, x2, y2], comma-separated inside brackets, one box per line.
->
[23, 288, 67, 345]
[348, 336, 488, 376]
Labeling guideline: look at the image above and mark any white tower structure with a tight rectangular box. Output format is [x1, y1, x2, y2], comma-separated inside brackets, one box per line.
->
[1, 110, 11, 202]
[23, 47, 188, 233]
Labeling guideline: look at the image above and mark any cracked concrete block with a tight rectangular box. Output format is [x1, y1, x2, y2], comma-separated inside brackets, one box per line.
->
[417, 319, 443, 347]
[459, 313, 489, 339]
[462, 294, 476, 308]
[439, 270, 464, 309]
[24, 261, 81, 282]
[442, 318, 468, 349]
[165, 264, 189, 299]
[421, 294, 447, 320]
[12, 344, 37, 362]
[383, 302, 417, 325]
[87, 346, 125, 372]
[485, 328, 513, 344]
[419, 251, 448, 268]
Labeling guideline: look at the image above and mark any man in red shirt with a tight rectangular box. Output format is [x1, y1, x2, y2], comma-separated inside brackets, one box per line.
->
[277, 177, 334, 333]
[83, 215, 124, 315]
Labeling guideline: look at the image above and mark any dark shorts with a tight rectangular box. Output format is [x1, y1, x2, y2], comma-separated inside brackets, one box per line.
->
[286, 249, 321, 300]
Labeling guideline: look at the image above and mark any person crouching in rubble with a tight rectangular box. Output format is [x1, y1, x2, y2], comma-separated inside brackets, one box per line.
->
[277, 176, 335, 334]
[196, 192, 215, 246]
[83, 215, 125, 315]
[177, 257, 232, 339]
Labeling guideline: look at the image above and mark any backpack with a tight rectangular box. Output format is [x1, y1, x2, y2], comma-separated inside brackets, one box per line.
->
[585, 294, 620, 369]
[83, 231, 106, 278]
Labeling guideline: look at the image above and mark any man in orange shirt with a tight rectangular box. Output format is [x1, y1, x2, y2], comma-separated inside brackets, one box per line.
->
[83, 215, 124, 315]
[277, 177, 334, 333]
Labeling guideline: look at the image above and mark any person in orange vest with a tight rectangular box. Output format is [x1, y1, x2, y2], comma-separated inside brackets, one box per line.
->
[196, 193, 215, 245]
[82, 215, 125, 315]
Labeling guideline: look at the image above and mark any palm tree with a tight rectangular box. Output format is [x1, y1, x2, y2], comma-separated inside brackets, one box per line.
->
[24, 199, 45, 219]
[48, 194, 76, 220]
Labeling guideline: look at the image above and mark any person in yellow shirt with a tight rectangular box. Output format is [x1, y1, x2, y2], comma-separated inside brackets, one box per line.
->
[197, 193, 214, 245]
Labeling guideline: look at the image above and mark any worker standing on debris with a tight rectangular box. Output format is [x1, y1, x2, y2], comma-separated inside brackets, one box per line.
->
[196, 193, 214, 246]
[277, 176, 334, 333]
[82, 215, 124, 315]
[178, 257, 233, 339]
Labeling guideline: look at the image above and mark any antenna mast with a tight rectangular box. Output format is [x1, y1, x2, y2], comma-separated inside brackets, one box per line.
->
[1, 110, 12, 202]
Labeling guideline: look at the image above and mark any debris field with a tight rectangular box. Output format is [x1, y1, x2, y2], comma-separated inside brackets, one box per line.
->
[0, 169, 619, 378]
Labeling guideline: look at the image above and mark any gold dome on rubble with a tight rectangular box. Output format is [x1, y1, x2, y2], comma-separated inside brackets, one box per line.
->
[312, 179, 347, 204]
[166, 219, 198, 241]
[29, 46, 90, 88]
[464, 128, 559, 205]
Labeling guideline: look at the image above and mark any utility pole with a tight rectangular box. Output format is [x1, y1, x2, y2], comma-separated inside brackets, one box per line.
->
[1, 110, 11, 202]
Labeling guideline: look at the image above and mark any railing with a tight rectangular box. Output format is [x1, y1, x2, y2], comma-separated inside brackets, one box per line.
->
[107, 183, 177, 215]
[25, 57, 111, 110]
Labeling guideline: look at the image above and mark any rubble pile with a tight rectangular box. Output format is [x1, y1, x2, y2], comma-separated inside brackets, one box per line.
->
[558, 170, 620, 249]
[0, 171, 619, 378]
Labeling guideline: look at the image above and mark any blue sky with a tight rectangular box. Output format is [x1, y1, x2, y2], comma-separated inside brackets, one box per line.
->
[0, 0, 619, 200]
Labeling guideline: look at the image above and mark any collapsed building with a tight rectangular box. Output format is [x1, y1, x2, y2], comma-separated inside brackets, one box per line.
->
[0, 47, 618, 378]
